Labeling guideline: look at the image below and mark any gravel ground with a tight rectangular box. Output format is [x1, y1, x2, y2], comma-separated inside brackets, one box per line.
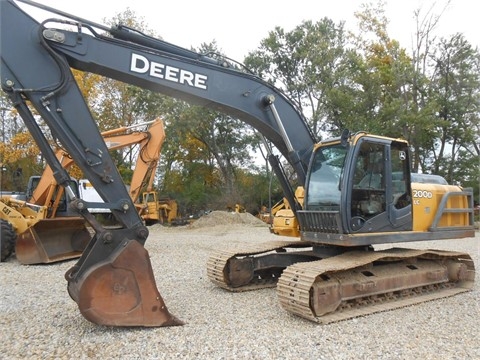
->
[1, 213, 479, 360]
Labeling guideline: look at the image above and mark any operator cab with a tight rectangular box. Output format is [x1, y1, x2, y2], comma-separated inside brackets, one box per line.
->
[300, 133, 413, 237]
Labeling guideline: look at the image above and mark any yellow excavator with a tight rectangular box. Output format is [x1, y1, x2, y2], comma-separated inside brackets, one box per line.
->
[1, 0, 475, 327]
[1, 118, 166, 264]
[207, 134, 475, 323]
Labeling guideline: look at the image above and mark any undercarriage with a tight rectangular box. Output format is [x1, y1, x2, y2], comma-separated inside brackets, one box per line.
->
[206, 241, 475, 323]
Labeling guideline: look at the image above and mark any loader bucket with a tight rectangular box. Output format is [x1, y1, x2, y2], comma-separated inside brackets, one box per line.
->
[67, 239, 183, 327]
[15, 218, 91, 265]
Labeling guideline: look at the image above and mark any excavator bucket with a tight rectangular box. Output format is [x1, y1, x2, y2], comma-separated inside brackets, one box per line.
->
[15, 218, 91, 265]
[67, 239, 183, 327]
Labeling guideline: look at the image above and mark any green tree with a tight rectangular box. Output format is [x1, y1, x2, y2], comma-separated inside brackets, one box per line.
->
[427, 34, 480, 188]
[351, 1, 420, 138]
[244, 18, 351, 138]
[404, 0, 452, 171]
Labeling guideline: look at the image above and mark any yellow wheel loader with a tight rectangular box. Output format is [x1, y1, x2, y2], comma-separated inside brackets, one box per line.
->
[1, 182, 91, 264]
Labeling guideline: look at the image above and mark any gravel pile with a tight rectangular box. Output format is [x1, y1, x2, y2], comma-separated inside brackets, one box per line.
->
[1, 220, 479, 359]
[188, 210, 268, 229]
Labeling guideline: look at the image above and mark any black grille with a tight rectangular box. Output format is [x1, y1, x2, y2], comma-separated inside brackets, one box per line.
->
[296, 210, 342, 234]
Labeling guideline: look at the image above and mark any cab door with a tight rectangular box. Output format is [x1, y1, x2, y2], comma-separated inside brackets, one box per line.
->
[347, 138, 412, 233]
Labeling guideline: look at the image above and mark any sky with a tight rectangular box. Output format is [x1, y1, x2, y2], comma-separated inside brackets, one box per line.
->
[15, 0, 479, 62]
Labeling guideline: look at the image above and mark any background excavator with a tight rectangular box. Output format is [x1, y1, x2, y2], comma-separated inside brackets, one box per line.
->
[0, 118, 166, 264]
[0, 0, 475, 327]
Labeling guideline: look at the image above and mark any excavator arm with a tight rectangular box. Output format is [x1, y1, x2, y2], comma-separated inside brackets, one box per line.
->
[5, 0, 316, 188]
[127, 119, 166, 205]
[1, 1, 179, 325]
[1, 0, 314, 327]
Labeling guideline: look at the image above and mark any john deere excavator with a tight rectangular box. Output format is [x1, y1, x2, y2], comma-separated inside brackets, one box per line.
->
[1, 118, 166, 264]
[1, 0, 475, 327]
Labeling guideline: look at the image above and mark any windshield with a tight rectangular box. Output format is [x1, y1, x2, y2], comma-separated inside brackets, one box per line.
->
[305, 144, 347, 210]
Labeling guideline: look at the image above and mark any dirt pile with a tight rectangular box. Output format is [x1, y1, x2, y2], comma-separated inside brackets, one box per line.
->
[188, 211, 267, 229]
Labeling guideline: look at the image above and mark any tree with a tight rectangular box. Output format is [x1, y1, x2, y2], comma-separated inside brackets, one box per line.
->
[155, 42, 260, 212]
[427, 34, 480, 188]
[351, 1, 420, 138]
[244, 18, 351, 138]
[405, 0, 451, 171]
[0, 93, 42, 190]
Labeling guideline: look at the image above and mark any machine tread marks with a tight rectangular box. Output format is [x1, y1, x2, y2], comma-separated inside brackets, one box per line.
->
[277, 248, 475, 323]
[1, 219, 16, 262]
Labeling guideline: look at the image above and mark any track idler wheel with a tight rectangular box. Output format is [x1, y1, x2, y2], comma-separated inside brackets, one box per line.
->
[67, 239, 183, 327]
